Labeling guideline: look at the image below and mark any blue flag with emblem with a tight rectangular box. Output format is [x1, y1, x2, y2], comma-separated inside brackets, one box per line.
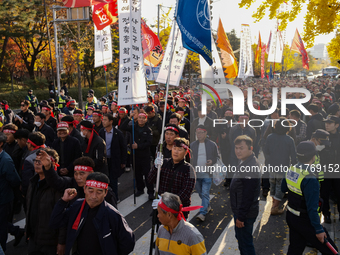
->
[176, 0, 213, 66]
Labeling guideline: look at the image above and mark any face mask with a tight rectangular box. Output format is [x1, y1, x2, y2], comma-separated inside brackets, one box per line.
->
[34, 121, 41, 127]
[80, 132, 86, 138]
[316, 145, 325, 151]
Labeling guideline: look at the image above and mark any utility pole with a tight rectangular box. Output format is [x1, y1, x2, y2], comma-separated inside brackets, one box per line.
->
[44, 0, 55, 87]
[77, 22, 83, 109]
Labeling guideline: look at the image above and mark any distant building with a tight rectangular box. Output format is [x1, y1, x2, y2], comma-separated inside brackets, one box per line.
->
[308, 43, 329, 60]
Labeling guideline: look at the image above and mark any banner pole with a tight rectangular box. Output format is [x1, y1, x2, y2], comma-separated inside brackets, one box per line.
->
[149, 6, 178, 255]
[132, 105, 136, 205]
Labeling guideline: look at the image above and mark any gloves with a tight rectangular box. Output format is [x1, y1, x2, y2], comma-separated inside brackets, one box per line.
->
[154, 152, 164, 168]
[152, 195, 162, 209]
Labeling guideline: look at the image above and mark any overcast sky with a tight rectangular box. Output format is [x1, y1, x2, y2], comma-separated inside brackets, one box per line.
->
[140, 0, 335, 48]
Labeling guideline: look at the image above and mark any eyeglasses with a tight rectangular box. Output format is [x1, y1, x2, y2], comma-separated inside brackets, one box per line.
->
[20, 104, 25, 107]
[33, 160, 42, 165]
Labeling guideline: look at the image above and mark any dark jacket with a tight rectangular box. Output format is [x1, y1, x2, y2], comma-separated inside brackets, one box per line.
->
[147, 114, 162, 146]
[70, 127, 84, 144]
[190, 138, 219, 178]
[15, 109, 35, 132]
[93, 122, 104, 134]
[264, 133, 297, 175]
[81, 133, 109, 176]
[45, 116, 57, 131]
[49, 199, 135, 255]
[0, 151, 21, 205]
[127, 123, 152, 160]
[306, 113, 325, 140]
[51, 136, 82, 177]
[178, 125, 189, 140]
[99, 127, 127, 179]
[26, 174, 66, 246]
[230, 153, 261, 222]
[3, 108, 15, 124]
[34, 123, 55, 147]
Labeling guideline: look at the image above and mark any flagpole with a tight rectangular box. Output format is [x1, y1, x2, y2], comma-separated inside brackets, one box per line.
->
[132, 105, 136, 205]
[149, 6, 179, 255]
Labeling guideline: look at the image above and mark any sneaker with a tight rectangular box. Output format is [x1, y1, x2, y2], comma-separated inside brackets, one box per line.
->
[207, 206, 211, 213]
[13, 228, 25, 247]
[135, 190, 144, 197]
[125, 167, 131, 172]
[271, 206, 284, 215]
[324, 215, 331, 224]
[196, 214, 206, 222]
[262, 189, 269, 197]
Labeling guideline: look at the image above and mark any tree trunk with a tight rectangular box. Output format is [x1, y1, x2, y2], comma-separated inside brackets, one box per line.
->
[0, 36, 9, 71]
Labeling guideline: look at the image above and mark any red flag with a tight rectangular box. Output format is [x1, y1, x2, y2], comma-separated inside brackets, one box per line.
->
[141, 19, 164, 67]
[266, 31, 272, 55]
[92, 1, 118, 30]
[291, 29, 309, 70]
[63, 0, 112, 8]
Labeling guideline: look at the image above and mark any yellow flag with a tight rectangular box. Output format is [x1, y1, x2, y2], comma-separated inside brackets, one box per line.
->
[255, 32, 262, 63]
[216, 18, 238, 78]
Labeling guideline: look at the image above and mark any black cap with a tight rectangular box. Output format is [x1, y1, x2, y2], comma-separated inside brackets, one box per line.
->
[315, 92, 323, 98]
[74, 109, 83, 115]
[296, 141, 317, 157]
[28, 89, 33, 93]
[323, 115, 340, 124]
[312, 129, 330, 146]
[87, 94, 93, 98]
[48, 98, 56, 104]
[100, 97, 107, 103]
[88, 89, 94, 94]
[327, 103, 340, 115]
[1, 100, 8, 105]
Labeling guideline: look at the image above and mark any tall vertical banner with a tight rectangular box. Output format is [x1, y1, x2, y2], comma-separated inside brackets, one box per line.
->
[200, 37, 229, 99]
[156, 20, 187, 86]
[237, 24, 253, 79]
[94, 24, 113, 68]
[267, 2, 287, 63]
[141, 19, 164, 67]
[117, 0, 147, 105]
[255, 32, 261, 63]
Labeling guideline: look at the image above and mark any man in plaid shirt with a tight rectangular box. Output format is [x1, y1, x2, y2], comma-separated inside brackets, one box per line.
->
[148, 138, 196, 217]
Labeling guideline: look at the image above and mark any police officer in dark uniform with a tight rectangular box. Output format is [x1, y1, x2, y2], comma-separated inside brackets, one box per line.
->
[282, 141, 338, 254]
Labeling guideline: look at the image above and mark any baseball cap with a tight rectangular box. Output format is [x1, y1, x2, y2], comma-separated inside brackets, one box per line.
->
[296, 141, 317, 157]
[311, 129, 330, 146]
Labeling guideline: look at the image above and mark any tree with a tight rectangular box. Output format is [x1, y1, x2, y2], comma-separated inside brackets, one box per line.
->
[239, 0, 340, 48]
[327, 32, 340, 67]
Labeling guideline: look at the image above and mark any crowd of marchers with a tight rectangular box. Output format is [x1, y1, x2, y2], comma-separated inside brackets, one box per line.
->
[1, 76, 340, 254]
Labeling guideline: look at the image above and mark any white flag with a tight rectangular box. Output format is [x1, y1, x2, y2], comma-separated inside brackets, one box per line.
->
[117, 0, 147, 106]
[156, 20, 187, 86]
[200, 36, 229, 99]
[94, 25, 112, 68]
[238, 24, 253, 79]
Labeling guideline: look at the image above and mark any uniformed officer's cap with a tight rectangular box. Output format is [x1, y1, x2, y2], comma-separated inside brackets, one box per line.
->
[296, 141, 317, 157]
[323, 115, 340, 124]
[311, 129, 330, 146]
[327, 104, 340, 115]
[87, 93, 93, 98]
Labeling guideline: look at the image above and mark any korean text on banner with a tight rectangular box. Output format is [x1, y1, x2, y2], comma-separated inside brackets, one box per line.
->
[238, 24, 253, 79]
[117, 0, 147, 106]
[156, 20, 187, 86]
[94, 25, 112, 68]
[261, 44, 267, 78]
[141, 19, 164, 67]
[176, 0, 213, 66]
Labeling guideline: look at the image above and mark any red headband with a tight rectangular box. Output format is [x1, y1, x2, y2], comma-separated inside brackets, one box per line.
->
[158, 199, 202, 221]
[166, 126, 179, 133]
[225, 110, 233, 114]
[58, 114, 64, 119]
[111, 102, 117, 106]
[49, 156, 60, 167]
[27, 139, 45, 150]
[73, 113, 83, 117]
[93, 112, 102, 117]
[102, 105, 108, 108]
[196, 128, 207, 132]
[3, 129, 16, 134]
[86, 180, 108, 189]
[74, 165, 93, 172]
[119, 109, 128, 114]
[138, 113, 147, 118]
[176, 111, 184, 115]
[42, 107, 51, 112]
[57, 122, 69, 130]
[87, 107, 94, 111]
